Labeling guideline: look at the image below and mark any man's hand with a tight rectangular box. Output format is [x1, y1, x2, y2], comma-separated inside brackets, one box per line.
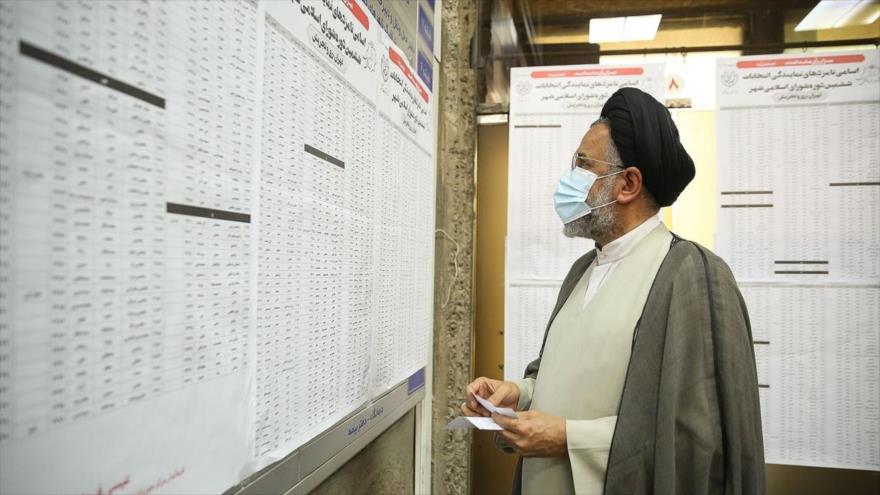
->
[493, 410, 567, 457]
[460, 377, 520, 417]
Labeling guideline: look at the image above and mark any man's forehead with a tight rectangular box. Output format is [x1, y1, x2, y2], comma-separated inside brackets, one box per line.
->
[577, 122, 611, 156]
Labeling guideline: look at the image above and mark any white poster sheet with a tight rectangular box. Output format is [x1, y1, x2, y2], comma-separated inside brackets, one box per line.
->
[716, 50, 879, 471]
[0, 0, 436, 492]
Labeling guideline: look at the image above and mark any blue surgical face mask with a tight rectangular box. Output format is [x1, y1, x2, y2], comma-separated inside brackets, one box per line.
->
[554, 167, 624, 224]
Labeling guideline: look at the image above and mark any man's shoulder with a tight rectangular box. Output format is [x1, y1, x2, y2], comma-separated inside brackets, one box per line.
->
[665, 236, 737, 284]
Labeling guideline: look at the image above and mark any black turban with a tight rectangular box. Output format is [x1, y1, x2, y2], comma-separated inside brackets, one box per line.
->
[599, 87, 695, 207]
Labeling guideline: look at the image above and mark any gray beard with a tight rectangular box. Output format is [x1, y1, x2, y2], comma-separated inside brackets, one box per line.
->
[563, 180, 618, 241]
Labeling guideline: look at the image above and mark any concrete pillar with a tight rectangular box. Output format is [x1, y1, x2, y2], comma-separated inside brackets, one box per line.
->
[432, 0, 476, 494]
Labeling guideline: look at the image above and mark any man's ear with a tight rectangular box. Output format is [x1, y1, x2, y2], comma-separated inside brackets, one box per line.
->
[616, 166, 643, 205]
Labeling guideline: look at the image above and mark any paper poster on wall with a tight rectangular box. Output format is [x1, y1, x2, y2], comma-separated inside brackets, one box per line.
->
[0, 0, 436, 492]
[0, 1, 260, 493]
[254, 0, 434, 470]
[256, 0, 383, 465]
[504, 63, 664, 380]
[716, 49, 879, 471]
[371, 25, 435, 397]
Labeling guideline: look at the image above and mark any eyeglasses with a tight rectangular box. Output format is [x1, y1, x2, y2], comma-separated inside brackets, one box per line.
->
[571, 151, 622, 171]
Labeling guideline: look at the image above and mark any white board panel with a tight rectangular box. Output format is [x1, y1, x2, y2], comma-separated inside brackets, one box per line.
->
[0, 0, 436, 492]
[715, 50, 880, 471]
[0, 1, 260, 492]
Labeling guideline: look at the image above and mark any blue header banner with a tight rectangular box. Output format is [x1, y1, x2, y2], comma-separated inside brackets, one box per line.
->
[418, 4, 434, 50]
[417, 50, 433, 90]
[407, 368, 426, 395]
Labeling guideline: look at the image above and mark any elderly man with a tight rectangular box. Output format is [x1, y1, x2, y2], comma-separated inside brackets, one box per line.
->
[462, 88, 765, 494]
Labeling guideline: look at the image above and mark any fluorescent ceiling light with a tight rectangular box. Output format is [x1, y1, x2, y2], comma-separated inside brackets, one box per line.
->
[846, 0, 880, 24]
[794, 0, 880, 31]
[622, 14, 663, 41]
[588, 17, 626, 43]
[589, 14, 662, 43]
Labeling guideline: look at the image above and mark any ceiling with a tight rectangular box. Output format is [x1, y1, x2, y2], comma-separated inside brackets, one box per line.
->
[474, 0, 879, 110]
[515, 0, 817, 23]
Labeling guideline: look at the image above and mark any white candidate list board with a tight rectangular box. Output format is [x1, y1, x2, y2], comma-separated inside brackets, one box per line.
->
[716, 50, 880, 471]
[256, 1, 434, 468]
[504, 64, 663, 381]
[0, 0, 435, 493]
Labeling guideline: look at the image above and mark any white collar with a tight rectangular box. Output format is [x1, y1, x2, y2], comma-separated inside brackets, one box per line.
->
[595, 213, 663, 266]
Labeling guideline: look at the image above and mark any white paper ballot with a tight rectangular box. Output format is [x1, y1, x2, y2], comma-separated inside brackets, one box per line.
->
[445, 416, 504, 430]
[473, 394, 518, 418]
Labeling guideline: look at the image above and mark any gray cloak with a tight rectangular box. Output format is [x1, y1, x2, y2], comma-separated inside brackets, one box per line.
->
[511, 236, 766, 494]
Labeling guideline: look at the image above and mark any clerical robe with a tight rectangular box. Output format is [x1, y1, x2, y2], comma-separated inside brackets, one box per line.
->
[506, 230, 765, 494]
